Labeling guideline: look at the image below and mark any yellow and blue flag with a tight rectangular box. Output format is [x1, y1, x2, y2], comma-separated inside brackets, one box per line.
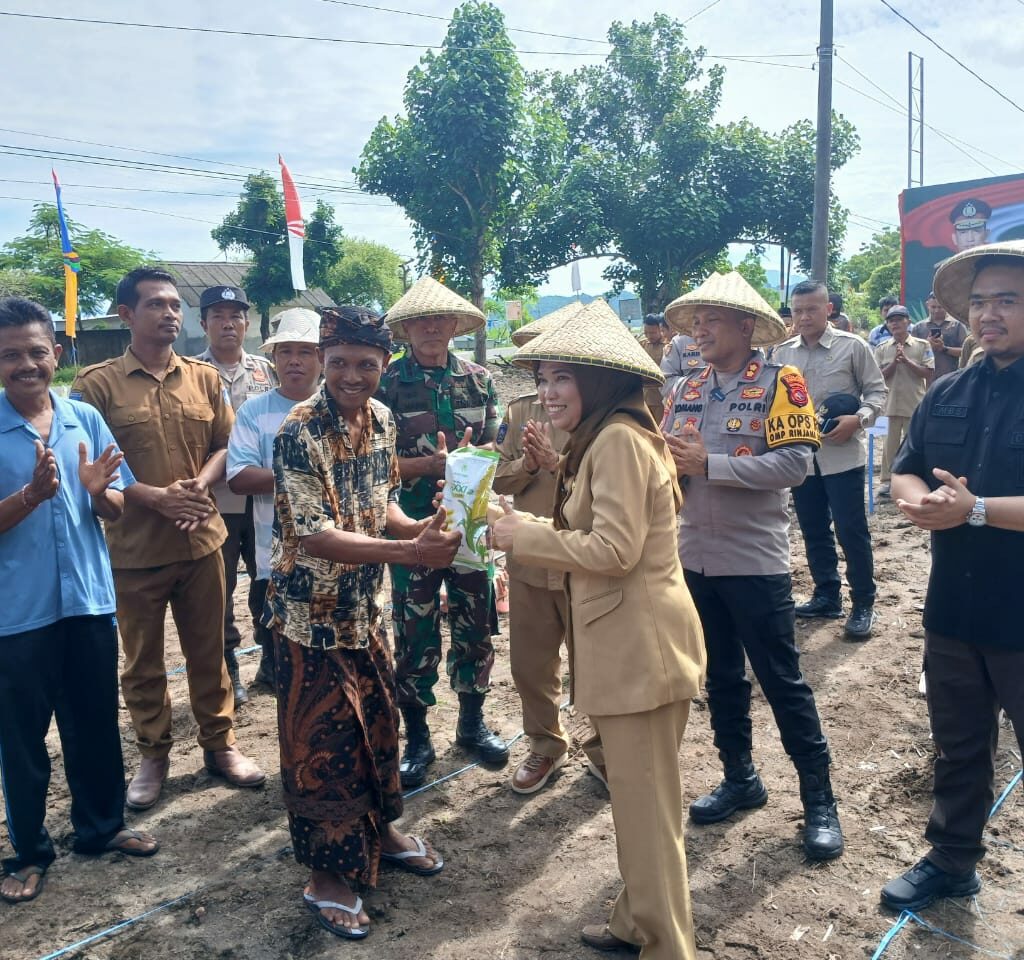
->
[51, 169, 80, 339]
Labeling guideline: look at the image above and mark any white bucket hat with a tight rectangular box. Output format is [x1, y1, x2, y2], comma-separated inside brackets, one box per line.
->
[261, 308, 321, 353]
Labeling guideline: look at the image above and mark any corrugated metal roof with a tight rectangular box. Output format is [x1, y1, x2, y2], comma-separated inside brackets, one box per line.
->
[158, 261, 335, 311]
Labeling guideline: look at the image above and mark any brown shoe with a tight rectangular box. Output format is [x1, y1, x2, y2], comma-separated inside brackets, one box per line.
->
[580, 924, 639, 953]
[511, 751, 567, 795]
[126, 756, 170, 811]
[203, 746, 266, 788]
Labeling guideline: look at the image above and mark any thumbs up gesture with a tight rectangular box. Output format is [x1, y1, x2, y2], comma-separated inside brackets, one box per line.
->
[490, 495, 522, 552]
[412, 506, 461, 567]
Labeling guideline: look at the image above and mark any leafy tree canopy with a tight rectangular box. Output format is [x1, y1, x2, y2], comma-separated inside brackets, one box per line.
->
[0, 205, 150, 316]
[212, 173, 344, 340]
[841, 227, 901, 291]
[324, 237, 404, 311]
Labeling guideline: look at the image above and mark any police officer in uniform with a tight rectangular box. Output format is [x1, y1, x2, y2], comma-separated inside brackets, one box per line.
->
[662, 271, 844, 861]
[660, 330, 703, 405]
[493, 306, 578, 794]
[377, 277, 509, 786]
[194, 285, 278, 706]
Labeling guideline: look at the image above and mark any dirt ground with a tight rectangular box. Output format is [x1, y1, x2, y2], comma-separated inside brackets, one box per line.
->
[3, 363, 1022, 960]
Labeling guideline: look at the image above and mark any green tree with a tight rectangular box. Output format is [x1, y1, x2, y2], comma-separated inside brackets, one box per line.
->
[864, 260, 901, 308]
[324, 238, 404, 311]
[842, 228, 901, 291]
[734, 251, 782, 309]
[356, 1, 527, 363]
[518, 16, 858, 311]
[0, 267, 35, 300]
[0, 205, 149, 316]
[212, 174, 344, 340]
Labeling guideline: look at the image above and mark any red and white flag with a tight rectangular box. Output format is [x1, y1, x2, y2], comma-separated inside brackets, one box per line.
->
[278, 155, 306, 291]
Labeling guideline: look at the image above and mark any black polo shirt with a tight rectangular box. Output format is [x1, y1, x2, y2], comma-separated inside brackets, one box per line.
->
[892, 355, 1024, 650]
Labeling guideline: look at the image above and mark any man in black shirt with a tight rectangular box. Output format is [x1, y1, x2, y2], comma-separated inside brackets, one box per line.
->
[881, 241, 1024, 912]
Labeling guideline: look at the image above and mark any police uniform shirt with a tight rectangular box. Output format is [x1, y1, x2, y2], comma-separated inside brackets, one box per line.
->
[661, 334, 703, 400]
[195, 347, 278, 514]
[772, 325, 887, 476]
[71, 349, 233, 568]
[874, 335, 935, 417]
[891, 356, 1024, 650]
[666, 355, 818, 576]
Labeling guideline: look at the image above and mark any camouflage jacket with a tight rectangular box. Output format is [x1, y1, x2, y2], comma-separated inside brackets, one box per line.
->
[377, 351, 500, 519]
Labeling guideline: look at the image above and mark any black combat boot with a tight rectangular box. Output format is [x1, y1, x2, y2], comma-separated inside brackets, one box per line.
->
[455, 693, 510, 766]
[689, 752, 769, 824]
[798, 766, 844, 860]
[253, 632, 276, 690]
[399, 705, 436, 789]
[224, 646, 248, 707]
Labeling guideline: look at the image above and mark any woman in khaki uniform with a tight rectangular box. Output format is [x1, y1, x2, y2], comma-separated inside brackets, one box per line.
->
[491, 300, 706, 959]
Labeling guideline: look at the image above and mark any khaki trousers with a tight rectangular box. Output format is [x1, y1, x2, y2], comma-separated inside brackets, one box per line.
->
[114, 551, 235, 759]
[880, 414, 911, 482]
[508, 577, 569, 758]
[588, 701, 697, 960]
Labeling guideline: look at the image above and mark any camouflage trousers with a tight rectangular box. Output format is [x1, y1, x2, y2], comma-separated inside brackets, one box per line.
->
[390, 563, 495, 709]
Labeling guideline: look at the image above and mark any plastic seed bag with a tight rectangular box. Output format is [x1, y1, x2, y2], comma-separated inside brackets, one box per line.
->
[443, 446, 501, 570]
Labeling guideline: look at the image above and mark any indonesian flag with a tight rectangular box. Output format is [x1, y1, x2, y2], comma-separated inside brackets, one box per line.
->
[278, 155, 306, 291]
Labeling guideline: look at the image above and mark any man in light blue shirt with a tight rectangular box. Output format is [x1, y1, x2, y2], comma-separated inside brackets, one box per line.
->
[0, 297, 158, 904]
[227, 308, 322, 688]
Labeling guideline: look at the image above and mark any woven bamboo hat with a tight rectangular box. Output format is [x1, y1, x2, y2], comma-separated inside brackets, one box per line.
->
[933, 240, 1024, 321]
[513, 298, 665, 385]
[664, 271, 787, 347]
[510, 300, 589, 347]
[385, 276, 486, 341]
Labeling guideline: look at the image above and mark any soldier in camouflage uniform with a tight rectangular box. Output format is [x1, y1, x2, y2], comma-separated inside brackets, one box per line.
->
[377, 278, 509, 787]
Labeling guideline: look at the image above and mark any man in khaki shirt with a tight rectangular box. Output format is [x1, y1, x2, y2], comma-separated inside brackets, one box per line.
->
[638, 313, 670, 421]
[874, 305, 934, 494]
[72, 267, 265, 810]
[493, 391, 569, 794]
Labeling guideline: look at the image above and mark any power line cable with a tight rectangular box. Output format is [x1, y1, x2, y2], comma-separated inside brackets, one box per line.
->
[877, 0, 1024, 117]
[684, 0, 725, 24]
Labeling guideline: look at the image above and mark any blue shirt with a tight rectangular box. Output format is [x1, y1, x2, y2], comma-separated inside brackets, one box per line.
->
[868, 323, 893, 348]
[226, 388, 304, 580]
[0, 391, 135, 636]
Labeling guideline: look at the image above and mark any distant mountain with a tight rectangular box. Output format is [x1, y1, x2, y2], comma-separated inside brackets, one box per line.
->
[534, 290, 637, 319]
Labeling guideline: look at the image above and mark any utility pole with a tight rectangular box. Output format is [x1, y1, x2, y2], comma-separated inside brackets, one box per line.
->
[810, 0, 833, 282]
[907, 53, 925, 189]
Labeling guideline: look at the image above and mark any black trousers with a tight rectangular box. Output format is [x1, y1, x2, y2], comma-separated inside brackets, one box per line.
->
[251, 578, 272, 652]
[791, 464, 876, 606]
[683, 571, 830, 772]
[0, 615, 126, 873]
[924, 631, 1024, 874]
[221, 501, 258, 652]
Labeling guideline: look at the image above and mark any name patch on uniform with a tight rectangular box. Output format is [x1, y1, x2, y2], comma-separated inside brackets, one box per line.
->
[933, 404, 968, 418]
[726, 418, 742, 432]
[766, 366, 821, 450]
[728, 401, 766, 413]
[740, 386, 766, 400]
[674, 403, 701, 413]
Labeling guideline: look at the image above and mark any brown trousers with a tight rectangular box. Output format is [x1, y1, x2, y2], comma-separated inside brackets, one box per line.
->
[880, 415, 911, 482]
[508, 577, 569, 759]
[587, 701, 697, 960]
[114, 551, 235, 759]
[924, 631, 1024, 874]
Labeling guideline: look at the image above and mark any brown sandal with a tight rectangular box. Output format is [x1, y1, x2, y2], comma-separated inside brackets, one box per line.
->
[1, 865, 46, 904]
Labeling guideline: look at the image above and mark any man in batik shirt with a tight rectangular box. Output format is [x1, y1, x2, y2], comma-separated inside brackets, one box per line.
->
[264, 306, 460, 940]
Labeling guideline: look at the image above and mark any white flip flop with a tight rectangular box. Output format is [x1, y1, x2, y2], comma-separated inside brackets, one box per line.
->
[380, 835, 444, 876]
[303, 892, 369, 939]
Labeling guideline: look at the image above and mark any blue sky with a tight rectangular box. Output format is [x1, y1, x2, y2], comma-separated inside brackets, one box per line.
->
[1, 0, 1021, 300]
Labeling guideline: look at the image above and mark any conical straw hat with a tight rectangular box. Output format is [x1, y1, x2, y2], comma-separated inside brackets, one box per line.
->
[664, 271, 787, 347]
[385, 276, 486, 341]
[513, 299, 664, 385]
[510, 300, 589, 347]
[933, 239, 1024, 321]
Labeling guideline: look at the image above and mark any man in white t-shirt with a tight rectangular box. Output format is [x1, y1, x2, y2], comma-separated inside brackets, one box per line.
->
[227, 309, 322, 688]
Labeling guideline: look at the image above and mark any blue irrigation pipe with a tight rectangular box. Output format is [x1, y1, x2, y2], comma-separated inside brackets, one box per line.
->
[870, 768, 1022, 959]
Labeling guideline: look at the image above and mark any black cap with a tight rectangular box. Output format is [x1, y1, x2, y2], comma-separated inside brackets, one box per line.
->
[818, 392, 861, 434]
[886, 305, 910, 319]
[949, 198, 991, 224]
[199, 285, 250, 311]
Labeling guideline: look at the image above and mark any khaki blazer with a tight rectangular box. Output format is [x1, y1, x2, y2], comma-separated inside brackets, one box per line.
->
[510, 416, 706, 717]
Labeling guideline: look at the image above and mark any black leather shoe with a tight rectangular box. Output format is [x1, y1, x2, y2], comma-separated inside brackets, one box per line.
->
[880, 858, 980, 911]
[795, 595, 843, 619]
[455, 693, 510, 765]
[580, 924, 640, 953]
[844, 603, 877, 640]
[798, 767, 844, 860]
[399, 706, 435, 789]
[224, 647, 249, 707]
[690, 754, 768, 824]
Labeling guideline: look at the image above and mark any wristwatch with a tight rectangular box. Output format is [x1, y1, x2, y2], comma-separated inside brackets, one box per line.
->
[967, 496, 987, 527]
[856, 412, 870, 429]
